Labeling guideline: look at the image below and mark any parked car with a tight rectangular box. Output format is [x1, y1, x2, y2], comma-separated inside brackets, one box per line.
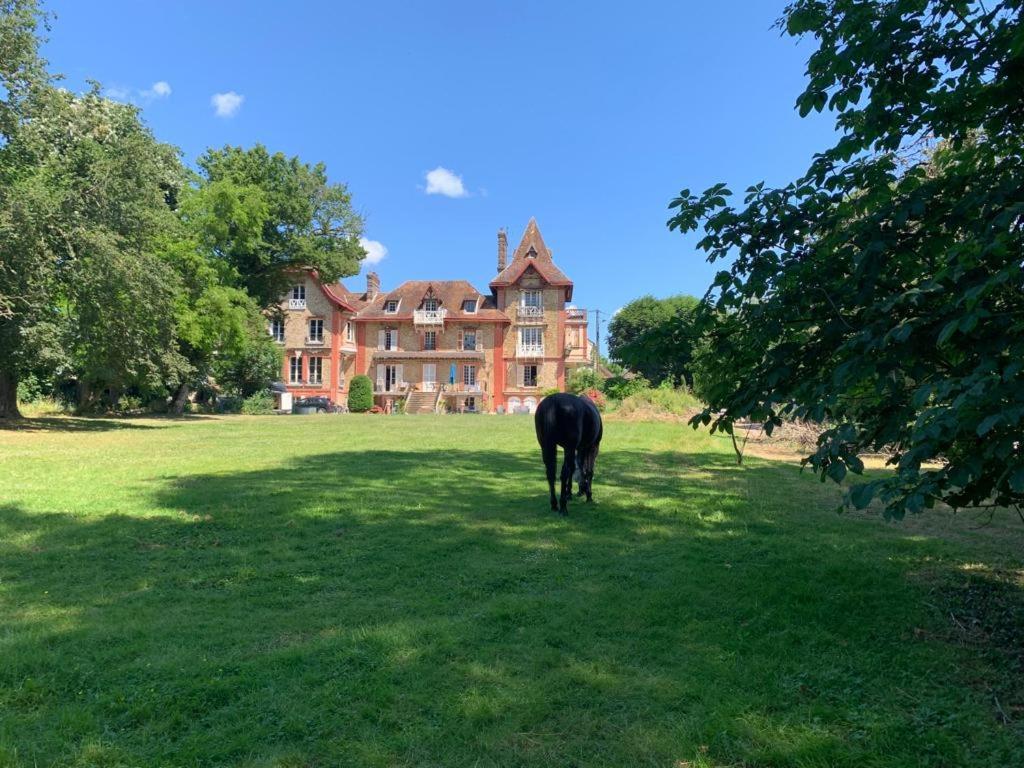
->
[292, 396, 340, 414]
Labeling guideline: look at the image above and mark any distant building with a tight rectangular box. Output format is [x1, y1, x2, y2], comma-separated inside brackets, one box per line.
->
[273, 219, 590, 413]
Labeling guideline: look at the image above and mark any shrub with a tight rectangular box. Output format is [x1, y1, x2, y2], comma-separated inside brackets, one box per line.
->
[348, 375, 373, 413]
[542, 387, 562, 397]
[119, 394, 143, 412]
[567, 367, 603, 394]
[604, 374, 649, 401]
[216, 395, 243, 414]
[16, 373, 44, 404]
[581, 388, 606, 411]
[241, 391, 276, 415]
[614, 384, 702, 421]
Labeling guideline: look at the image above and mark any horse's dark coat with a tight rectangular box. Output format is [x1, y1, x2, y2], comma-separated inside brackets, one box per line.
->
[534, 393, 603, 515]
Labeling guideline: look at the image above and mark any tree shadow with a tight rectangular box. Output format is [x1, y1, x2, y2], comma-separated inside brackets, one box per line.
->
[1, 446, 1021, 767]
[0, 414, 218, 433]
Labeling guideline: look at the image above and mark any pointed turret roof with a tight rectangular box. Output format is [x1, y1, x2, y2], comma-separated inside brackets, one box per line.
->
[490, 218, 573, 299]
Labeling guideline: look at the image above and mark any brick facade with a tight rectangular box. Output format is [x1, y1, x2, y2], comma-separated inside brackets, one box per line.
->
[272, 219, 590, 413]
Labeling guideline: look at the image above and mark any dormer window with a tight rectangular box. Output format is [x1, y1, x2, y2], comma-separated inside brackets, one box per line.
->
[291, 285, 305, 300]
[462, 299, 477, 314]
[384, 299, 399, 314]
[526, 246, 538, 258]
[423, 297, 439, 312]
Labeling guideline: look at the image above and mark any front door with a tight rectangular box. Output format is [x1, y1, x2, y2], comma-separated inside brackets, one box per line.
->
[385, 364, 398, 392]
[422, 363, 436, 392]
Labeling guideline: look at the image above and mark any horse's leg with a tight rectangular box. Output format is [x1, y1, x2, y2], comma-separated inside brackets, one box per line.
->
[542, 442, 558, 512]
[559, 444, 576, 516]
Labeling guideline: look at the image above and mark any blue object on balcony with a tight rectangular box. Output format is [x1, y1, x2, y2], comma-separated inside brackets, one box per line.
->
[449, 363, 456, 384]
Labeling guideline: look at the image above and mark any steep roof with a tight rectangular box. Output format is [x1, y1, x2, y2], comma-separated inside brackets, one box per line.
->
[490, 218, 573, 299]
[347, 279, 508, 322]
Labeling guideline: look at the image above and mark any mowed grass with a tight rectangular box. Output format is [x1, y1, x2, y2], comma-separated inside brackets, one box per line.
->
[1, 415, 1021, 768]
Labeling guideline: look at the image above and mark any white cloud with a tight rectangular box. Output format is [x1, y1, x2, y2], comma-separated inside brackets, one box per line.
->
[103, 85, 130, 101]
[211, 91, 244, 118]
[424, 166, 468, 198]
[359, 237, 388, 265]
[144, 80, 172, 98]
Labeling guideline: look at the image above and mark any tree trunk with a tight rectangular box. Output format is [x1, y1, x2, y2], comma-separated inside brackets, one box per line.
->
[0, 367, 21, 419]
[170, 381, 189, 415]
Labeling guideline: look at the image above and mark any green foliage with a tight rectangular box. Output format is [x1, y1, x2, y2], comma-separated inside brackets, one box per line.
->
[566, 367, 603, 394]
[15, 372, 43, 403]
[603, 374, 649, 401]
[614, 383, 701, 420]
[347, 374, 373, 413]
[607, 294, 701, 385]
[193, 145, 366, 307]
[541, 387, 562, 397]
[668, 0, 1024, 518]
[241, 390, 276, 415]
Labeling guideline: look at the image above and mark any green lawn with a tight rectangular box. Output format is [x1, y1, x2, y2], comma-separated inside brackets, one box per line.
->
[1, 415, 1021, 767]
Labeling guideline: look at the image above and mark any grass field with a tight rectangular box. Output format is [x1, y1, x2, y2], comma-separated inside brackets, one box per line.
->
[1, 414, 1021, 767]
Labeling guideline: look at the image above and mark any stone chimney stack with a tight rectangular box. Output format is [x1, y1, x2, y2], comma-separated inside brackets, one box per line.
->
[366, 271, 381, 300]
[497, 228, 508, 273]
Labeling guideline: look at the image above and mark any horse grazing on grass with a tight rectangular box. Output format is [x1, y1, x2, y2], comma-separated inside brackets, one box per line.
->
[534, 393, 603, 515]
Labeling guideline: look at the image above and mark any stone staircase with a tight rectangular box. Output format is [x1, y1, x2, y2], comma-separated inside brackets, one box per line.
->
[405, 390, 438, 414]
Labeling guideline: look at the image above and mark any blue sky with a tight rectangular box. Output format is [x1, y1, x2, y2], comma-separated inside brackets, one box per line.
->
[41, 1, 837, 345]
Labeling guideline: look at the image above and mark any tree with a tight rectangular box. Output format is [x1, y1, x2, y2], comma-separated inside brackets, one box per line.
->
[191, 145, 366, 308]
[567, 367, 603, 394]
[668, 1, 1024, 518]
[348, 375, 373, 413]
[1, 1, 188, 416]
[607, 294, 701, 385]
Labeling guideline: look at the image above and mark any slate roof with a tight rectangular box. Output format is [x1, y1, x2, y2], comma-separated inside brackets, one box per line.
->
[490, 218, 573, 299]
[339, 279, 508, 322]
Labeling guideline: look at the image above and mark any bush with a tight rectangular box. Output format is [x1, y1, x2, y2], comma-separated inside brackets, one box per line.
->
[582, 388, 606, 411]
[567, 367, 603, 394]
[614, 383, 702, 421]
[119, 394, 143, 412]
[542, 387, 562, 397]
[348, 375, 373, 413]
[241, 390, 276, 415]
[16, 373, 44, 404]
[604, 374, 649, 401]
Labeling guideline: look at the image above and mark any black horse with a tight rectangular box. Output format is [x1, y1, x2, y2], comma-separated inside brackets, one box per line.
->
[534, 392, 603, 515]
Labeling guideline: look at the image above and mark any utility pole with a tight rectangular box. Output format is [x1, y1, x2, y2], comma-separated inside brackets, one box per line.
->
[592, 308, 602, 373]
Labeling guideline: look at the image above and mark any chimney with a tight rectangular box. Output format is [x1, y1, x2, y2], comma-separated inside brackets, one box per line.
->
[497, 228, 508, 273]
[366, 271, 380, 300]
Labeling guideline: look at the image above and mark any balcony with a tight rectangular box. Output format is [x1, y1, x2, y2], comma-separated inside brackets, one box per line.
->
[516, 305, 544, 321]
[566, 307, 586, 321]
[516, 344, 545, 358]
[288, 298, 307, 310]
[305, 337, 325, 347]
[413, 309, 447, 325]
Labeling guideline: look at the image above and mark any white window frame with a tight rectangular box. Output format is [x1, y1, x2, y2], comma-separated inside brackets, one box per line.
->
[462, 299, 477, 314]
[523, 364, 539, 388]
[519, 327, 543, 347]
[423, 297, 439, 312]
[308, 356, 323, 384]
[521, 290, 542, 309]
[462, 329, 477, 352]
[269, 318, 285, 343]
[345, 321, 354, 342]
[384, 328, 397, 351]
[289, 356, 302, 384]
[384, 299, 400, 314]
[423, 330, 437, 351]
[291, 285, 306, 301]
[308, 318, 324, 342]
[463, 364, 477, 388]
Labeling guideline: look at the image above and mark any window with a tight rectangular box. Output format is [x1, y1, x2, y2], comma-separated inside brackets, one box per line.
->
[291, 285, 306, 301]
[308, 357, 323, 384]
[308, 318, 324, 342]
[384, 328, 397, 350]
[289, 356, 302, 384]
[423, 297, 439, 311]
[521, 290, 542, 309]
[269, 318, 285, 343]
[423, 330, 437, 351]
[523, 364, 538, 388]
[463, 365, 477, 387]
[338, 360, 346, 390]
[464, 396, 477, 412]
[384, 299, 399, 313]
[462, 329, 477, 351]
[345, 321, 354, 342]
[519, 327, 543, 347]
[462, 299, 477, 313]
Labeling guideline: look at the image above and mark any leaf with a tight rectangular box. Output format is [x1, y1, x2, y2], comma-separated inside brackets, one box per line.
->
[976, 414, 1001, 437]
[849, 483, 874, 510]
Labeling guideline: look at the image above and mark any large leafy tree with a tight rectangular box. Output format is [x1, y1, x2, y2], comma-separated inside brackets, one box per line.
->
[191, 145, 365, 308]
[1, 1, 189, 415]
[607, 294, 701, 385]
[669, 1, 1023, 518]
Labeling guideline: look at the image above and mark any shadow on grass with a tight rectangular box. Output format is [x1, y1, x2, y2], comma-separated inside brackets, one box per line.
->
[0, 414, 218, 433]
[1, 446, 1021, 767]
